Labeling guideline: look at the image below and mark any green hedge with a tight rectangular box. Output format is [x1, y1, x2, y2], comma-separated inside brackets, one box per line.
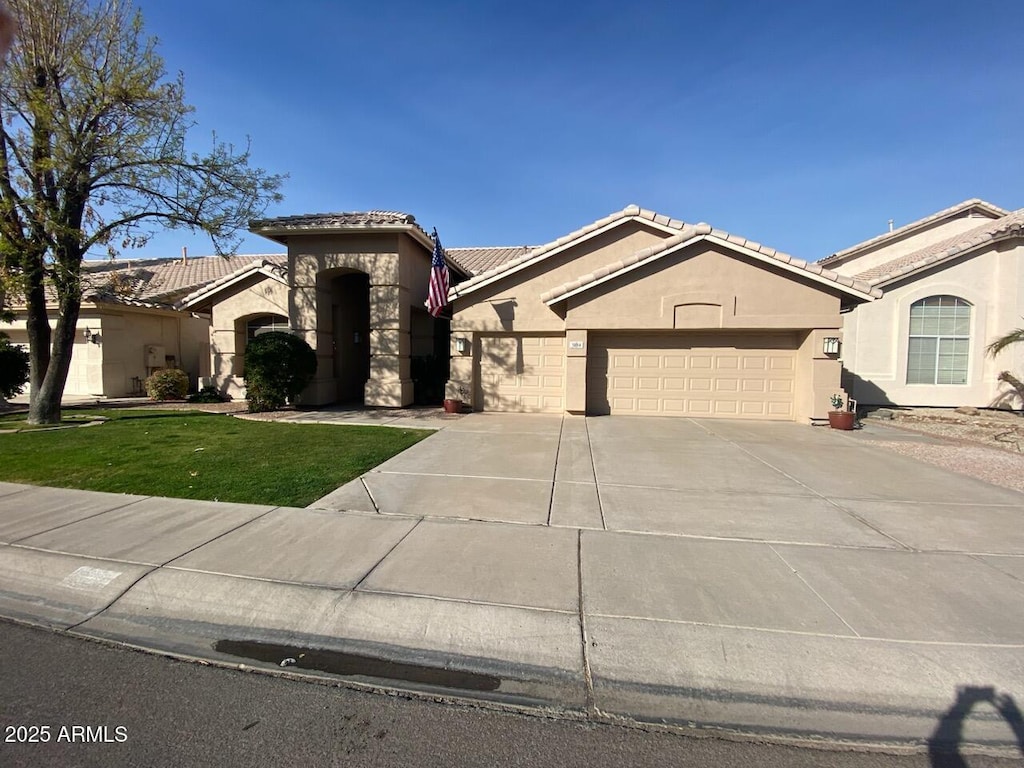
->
[244, 331, 317, 412]
[0, 332, 30, 399]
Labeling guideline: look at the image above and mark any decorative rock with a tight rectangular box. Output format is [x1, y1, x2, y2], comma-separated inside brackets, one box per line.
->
[954, 406, 981, 416]
[866, 408, 894, 420]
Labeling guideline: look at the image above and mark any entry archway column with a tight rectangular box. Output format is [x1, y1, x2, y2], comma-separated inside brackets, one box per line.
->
[366, 282, 413, 406]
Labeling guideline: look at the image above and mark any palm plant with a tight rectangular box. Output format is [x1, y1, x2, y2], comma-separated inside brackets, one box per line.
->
[987, 328, 1024, 357]
[988, 326, 1024, 410]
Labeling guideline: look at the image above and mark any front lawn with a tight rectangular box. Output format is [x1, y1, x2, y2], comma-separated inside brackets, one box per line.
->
[0, 410, 431, 507]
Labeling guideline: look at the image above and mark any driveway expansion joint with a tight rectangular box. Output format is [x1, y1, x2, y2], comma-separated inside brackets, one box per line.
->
[351, 518, 424, 592]
[576, 529, 596, 713]
[768, 544, 863, 638]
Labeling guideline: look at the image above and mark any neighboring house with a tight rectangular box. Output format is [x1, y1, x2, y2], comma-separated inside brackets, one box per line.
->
[445, 205, 878, 422]
[820, 199, 1024, 409]
[3, 254, 284, 398]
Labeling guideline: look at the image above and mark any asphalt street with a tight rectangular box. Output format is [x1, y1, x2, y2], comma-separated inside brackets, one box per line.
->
[0, 620, 1018, 768]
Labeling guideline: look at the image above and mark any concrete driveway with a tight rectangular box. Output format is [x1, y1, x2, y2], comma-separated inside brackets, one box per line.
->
[316, 412, 1024, 552]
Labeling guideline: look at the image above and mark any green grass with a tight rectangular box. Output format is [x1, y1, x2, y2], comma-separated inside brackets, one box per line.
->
[0, 410, 431, 507]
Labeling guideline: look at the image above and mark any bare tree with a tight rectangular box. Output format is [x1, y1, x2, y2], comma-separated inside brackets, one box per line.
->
[0, 0, 283, 423]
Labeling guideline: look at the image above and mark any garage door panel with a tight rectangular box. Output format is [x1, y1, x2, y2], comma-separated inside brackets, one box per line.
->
[480, 335, 565, 413]
[587, 334, 796, 420]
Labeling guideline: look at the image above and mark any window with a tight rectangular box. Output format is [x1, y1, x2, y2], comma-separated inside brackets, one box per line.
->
[906, 296, 971, 385]
[246, 314, 289, 340]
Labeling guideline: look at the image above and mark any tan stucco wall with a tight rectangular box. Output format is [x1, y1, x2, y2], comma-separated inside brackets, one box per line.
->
[207, 274, 290, 399]
[286, 231, 432, 407]
[564, 243, 840, 331]
[452, 221, 670, 333]
[841, 242, 1024, 407]
[6, 306, 207, 398]
[450, 228, 851, 421]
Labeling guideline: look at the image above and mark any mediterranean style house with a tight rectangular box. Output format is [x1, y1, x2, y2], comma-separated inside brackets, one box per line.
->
[443, 205, 879, 422]
[35, 199, 1021, 419]
[6, 206, 888, 421]
[820, 199, 1024, 409]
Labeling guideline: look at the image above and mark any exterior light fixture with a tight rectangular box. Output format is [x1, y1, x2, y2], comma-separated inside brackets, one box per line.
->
[454, 337, 469, 354]
[823, 337, 840, 355]
[83, 327, 92, 340]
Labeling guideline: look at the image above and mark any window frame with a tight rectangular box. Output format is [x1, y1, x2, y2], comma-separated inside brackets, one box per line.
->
[905, 295, 972, 386]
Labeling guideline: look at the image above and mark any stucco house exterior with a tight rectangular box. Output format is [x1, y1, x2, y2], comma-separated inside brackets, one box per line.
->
[7, 204, 895, 423]
[820, 199, 1024, 409]
[3, 254, 279, 398]
[444, 205, 879, 422]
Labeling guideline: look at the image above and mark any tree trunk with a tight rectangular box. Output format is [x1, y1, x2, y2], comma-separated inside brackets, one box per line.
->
[997, 371, 1024, 412]
[27, 304, 80, 424]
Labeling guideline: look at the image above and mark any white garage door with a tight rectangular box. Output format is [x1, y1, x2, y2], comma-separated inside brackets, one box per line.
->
[480, 335, 565, 412]
[587, 334, 797, 420]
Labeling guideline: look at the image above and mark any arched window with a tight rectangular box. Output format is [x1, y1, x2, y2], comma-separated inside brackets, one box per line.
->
[246, 314, 289, 341]
[907, 296, 971, 385]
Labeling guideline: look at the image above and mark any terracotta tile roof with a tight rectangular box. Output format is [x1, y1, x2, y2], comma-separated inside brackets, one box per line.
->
[854, 209, 1024, 285]
[540, 222, 881, 305]
[818, 198, 1008, 267]
[81, 254, 286, 307]
[450, 205, 687, 298]
[250, 210, 432, 243]
[175, 257, 289, 309]
[445, 246, 533, 275]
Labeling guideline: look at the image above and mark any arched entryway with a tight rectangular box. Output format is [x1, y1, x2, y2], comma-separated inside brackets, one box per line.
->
[326, 271, 370, 403]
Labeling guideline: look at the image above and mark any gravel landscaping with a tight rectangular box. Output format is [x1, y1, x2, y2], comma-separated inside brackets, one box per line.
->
[863, 408, 1024, 494]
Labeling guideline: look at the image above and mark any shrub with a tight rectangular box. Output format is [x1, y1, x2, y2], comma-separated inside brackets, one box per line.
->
[187, 385, 230, 403]
[0, 332, 30, 399]
[244, 331, 317, 413]
[145, 368, 189, 401]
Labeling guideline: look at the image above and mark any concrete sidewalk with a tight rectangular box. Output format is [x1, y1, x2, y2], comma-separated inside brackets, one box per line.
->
[1, 413, 1023, 752]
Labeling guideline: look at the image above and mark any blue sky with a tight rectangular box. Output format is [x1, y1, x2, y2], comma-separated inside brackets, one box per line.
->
[129, 0, 1023, 262]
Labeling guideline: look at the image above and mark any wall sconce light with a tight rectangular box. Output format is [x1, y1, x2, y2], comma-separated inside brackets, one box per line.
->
[823, 337, 840, 355]
[83, 326, 92, 341]
[454, 337, 469, 354]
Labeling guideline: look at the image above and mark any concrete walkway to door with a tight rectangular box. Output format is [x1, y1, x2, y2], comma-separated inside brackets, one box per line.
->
[1, 412, 1022, 750]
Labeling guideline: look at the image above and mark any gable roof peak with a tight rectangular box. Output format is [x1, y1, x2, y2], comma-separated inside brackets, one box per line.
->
[819, 198, 1009, 266]
[855, 206, 1024, 286]
[449, 204, 688, 296]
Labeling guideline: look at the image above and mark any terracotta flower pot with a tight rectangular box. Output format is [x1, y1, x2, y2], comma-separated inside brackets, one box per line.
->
[828, 410, 856, 430]
[443, 398, 463, 414]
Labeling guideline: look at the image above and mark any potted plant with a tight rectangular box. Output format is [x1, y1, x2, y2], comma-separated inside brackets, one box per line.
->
[828, 393, 856, 430]
[443, 384, 468, 414]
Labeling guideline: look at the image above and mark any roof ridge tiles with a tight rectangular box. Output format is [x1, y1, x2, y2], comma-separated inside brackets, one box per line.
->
[854, 206, 1024, 284]
[820, 198, 1009, 265]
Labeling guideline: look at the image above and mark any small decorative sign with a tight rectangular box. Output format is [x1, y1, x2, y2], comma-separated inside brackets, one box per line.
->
[568, 340, 585, 350]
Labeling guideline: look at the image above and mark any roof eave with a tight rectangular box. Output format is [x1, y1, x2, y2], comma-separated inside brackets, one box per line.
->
[543, 234, 880, 306]
[250, 223, 434, 251]
[451, 213, 678, 301]
[177, 264, 289, 311]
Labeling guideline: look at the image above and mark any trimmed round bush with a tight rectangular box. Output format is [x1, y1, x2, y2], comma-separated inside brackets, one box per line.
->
[0, 332, 30, 399]
[144, 368, 189, 400]
[244, 331, 317, 413]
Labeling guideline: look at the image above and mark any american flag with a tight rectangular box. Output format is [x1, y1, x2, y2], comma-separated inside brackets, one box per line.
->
[426, 228, 450, 318]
